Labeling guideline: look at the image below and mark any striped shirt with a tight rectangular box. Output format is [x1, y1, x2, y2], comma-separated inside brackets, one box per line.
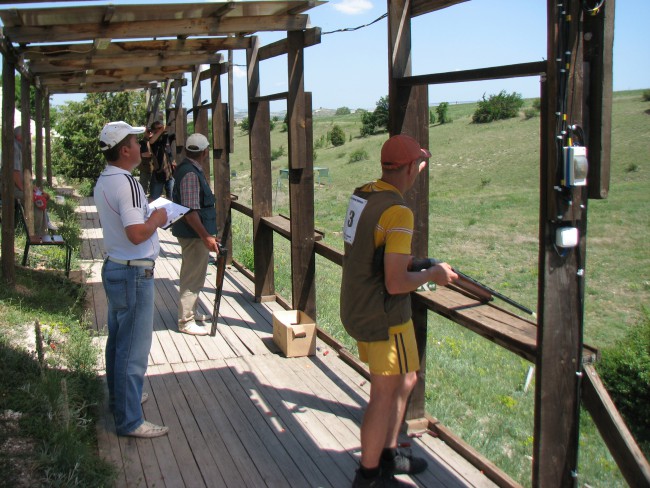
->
[94, 165, 159, 260]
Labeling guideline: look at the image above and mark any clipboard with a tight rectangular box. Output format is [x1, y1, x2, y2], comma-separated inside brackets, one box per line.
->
[148, 197, 191, 230]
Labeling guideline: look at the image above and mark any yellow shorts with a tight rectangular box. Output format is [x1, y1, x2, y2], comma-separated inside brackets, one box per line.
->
[357, 321, 420, 376]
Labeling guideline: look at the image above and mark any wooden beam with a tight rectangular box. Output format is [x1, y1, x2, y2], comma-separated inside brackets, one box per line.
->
[397, 61, 547, 86]
[410, 0, 468, 18]
[248, 36, 275, 300]
[582, 364, 650, 487]
[1, 57, 16, 287]
[285, 32, 316, 316]
[28, 53, 222, 74]
[584, 0, 614, 199]
[533, 1, 586, 485]
[37, 66, 194, 84]
[251, 92, 288, 103]
[21, 37, 253, 62]
[258, 27, 321, 61]
[4, 15, 311, 43]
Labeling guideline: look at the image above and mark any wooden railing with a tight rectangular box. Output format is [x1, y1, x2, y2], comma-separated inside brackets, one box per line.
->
[228, 200, 650, 487]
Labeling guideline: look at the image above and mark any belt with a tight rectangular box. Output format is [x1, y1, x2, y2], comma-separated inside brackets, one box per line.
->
[107, 256, 155, 267]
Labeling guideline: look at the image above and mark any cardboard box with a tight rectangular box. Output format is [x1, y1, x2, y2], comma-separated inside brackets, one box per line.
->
[272, 310, 316, 357]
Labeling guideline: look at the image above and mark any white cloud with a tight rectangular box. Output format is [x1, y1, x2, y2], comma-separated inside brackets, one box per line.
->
[332, 0, 373, 15]
[233, 65, 246, 79]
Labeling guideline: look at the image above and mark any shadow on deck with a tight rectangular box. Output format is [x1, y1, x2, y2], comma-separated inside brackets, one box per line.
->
[78, 197, 497, 488]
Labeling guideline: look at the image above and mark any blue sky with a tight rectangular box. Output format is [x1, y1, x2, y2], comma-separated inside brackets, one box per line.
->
[45, 0, 649, 112]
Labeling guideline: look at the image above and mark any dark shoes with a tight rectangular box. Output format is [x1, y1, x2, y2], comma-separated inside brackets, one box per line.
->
[352, 449, 428, 487]
[381, 448, 428, 476]
[351, 470, 408, 488]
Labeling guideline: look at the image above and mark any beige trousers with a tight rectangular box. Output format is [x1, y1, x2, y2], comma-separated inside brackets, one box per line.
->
[177, 236, 210, 325]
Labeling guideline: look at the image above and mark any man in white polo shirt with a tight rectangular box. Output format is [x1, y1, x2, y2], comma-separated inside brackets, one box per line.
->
[94, 121, 169, 438]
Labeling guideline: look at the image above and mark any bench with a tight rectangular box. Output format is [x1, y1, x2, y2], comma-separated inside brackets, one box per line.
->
[16, 200, 71, 277]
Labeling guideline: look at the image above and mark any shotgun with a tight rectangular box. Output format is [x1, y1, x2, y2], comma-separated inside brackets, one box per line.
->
[410, 257, 534, 316]
[210, 212, 232, 336]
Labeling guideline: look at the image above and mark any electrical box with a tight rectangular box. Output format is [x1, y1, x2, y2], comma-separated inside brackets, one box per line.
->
[563, 146, 588, 186]
[556, 226, 579, 248]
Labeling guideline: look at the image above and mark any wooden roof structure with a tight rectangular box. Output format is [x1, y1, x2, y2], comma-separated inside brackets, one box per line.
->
[0, 0, 323, 94]
[2, 1, 649, 487]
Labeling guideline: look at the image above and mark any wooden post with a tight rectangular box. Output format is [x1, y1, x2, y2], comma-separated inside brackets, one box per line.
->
[44, 90, 52, 187]
[174, 78, 186, 163]
[287, 30, 315, 318]
[228, 49, 235, 153]
[533, 1, 587, 486]
[247, 36, 275, 300]
[21, 75, 35, 235]
[192, 65, 210, 177]
[387, 0, 430, 423]
[1, 56, 16, 286]
[210, 63, 231, 249]
[583, 0, 614, 199]
[34, 88, 43, 187]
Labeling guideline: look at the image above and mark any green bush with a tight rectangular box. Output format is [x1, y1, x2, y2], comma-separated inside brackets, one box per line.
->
[335, 106, 351, 115]
[436, 102, 450, 124]
[532, 98, 542, 111]
[524, 108, 538, 120]
[429, 108, 436, 125]
[348, 148, 369, 164]
[643, 90, 650, 102]
[597, 308, 650, 453]
[330, 125, 346, 147]
[472, 91, 524, 123]
[271, 145, 285, 161]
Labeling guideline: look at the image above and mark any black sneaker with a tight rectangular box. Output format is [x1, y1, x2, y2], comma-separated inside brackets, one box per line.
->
[351, 469, 409, 488]
[381, 448, 428, 476]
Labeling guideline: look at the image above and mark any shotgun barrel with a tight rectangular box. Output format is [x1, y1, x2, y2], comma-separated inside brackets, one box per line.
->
[411, 257, 534, 316]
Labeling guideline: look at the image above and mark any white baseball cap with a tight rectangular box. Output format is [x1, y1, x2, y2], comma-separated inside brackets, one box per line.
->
[186, 133, 209, 152]
[99, 121, 145, 151]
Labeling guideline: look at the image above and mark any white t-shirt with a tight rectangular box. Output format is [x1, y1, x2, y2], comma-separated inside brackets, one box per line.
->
[94, 165, 159, 261]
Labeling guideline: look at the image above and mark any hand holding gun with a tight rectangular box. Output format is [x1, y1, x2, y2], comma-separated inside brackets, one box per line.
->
[410, 257, 534, 316]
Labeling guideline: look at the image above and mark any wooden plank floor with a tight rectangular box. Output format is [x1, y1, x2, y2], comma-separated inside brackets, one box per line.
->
[78, 197, 498, 488]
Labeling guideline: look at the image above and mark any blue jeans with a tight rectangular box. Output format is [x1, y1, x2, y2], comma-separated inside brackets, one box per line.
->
[149, 177, 174, 200]
[102, 260, 155, 435]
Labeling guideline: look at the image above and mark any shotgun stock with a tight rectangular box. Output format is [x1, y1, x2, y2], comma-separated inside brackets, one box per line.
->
[210, 212, 232, 336]
[410, 257, 534, 316]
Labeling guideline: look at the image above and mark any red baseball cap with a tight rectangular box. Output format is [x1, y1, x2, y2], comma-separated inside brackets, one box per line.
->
[381, 134, 431, 167]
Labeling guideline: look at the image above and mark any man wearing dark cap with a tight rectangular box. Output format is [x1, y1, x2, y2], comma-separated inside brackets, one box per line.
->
[341, 134, 457, 487]
[172, 133, 219, 336]
[94, 121, 169, 438]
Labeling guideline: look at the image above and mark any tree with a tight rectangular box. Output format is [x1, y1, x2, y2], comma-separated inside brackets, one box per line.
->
[52, 92, 146, 180]
[329, 125, 345, 147]
[429, 108, 436, 125]
[436, 102, 450, 124]
[360, 96, 389, 137]
[335, 106, 351, 115]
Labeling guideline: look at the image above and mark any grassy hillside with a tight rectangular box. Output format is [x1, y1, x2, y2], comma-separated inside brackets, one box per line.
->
[228, 90, 649, 486]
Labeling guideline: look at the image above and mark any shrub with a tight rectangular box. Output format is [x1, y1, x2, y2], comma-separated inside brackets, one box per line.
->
[532, 98, 542, 111]
[436, 102, 450, 125]
[239, 117, 250, 134]
[271, 145, 285, 161]
[335, 106, 351, 115]
[348, 148, 369, 163]
[598, 309, 650, 452]
[330, 125, 346, 147]
[643, 90, 650, 102]
[524, 108, 538, 120]
[429, 108, 436, 125]
[472, 91, 524, 123]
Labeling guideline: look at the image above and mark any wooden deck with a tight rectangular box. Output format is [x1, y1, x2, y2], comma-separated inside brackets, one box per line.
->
[78, 197, 498, 488]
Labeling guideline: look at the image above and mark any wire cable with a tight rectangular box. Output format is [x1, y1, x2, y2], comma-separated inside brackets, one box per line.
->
[322, 13, 387, 35]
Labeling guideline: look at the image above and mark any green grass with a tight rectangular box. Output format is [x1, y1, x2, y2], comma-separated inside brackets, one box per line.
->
[230, 89, 650, 486]
[0, 267, 113, 487]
